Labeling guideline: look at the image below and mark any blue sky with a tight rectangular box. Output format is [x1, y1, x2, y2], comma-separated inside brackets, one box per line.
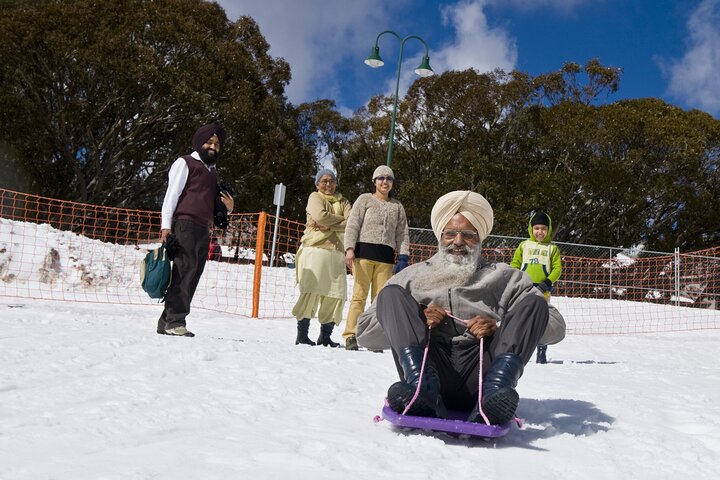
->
[219, 0, 720, 118]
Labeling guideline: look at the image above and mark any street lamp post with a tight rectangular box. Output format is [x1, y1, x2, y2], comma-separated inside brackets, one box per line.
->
[364, 30, 434, 167]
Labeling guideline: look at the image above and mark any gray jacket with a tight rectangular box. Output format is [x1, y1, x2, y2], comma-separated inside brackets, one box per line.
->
[356, 253, 545, 350]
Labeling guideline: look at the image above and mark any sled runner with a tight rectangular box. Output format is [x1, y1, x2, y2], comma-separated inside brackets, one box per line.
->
[377, 403, 512, 438]
[375, 323, 517, 438]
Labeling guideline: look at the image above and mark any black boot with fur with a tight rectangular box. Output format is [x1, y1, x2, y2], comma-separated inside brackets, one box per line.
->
[317, 322, 340, 347]
[536, 345, 548, 364]
[295, 318, 315, 346]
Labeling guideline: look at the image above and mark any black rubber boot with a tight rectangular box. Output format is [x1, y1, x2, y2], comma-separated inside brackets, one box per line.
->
[317, 322, 340, 347]
[468, 353, 524, 425]
[387, 345, 447, 418]
[295, 318, 315, 346]
[536, 345, 548, 364]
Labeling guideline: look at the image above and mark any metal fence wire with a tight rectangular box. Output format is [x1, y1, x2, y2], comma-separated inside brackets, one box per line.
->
[1, 188, 719, 335]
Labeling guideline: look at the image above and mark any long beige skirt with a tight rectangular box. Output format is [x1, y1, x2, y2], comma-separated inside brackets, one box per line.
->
[291, 246, 347, 325]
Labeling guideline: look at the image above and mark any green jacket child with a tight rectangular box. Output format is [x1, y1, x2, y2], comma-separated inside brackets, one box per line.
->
[510, 211, 562, 298]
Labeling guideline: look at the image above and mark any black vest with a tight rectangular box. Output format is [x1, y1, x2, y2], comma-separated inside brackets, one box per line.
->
[173, 154, 217, 227]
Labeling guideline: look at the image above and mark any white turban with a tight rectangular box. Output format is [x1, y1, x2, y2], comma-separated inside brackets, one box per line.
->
[430, 191, 494, 242]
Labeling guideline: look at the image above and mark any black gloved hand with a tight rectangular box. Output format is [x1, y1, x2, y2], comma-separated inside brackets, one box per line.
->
[213, 198, 229, 230]
[164, 234, 179, 261]
[536, 278, 553, 293]
[213, 182, 233, 231]
[218, 180, 236, 196]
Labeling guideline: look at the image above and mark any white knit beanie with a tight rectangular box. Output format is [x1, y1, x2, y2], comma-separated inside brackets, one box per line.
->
[372, 165, 394, 180]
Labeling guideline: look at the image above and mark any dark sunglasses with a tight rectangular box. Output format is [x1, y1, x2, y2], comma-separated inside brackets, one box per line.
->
[374, 176, 394, 182]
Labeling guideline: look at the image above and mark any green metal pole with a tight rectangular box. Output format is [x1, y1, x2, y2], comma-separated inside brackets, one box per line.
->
[387, 41, 404, 167]
[368, 31, 432, 168]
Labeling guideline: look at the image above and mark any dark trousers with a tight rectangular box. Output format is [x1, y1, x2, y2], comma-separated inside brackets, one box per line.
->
[377, 284, 549, 411]
[158, 219, 210, 330]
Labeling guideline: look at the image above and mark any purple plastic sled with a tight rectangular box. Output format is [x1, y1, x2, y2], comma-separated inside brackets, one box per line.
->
[379, 405, 512, 438]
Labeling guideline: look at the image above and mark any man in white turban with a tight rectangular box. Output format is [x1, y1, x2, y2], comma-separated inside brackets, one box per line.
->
[356, 191, 549, 425]
[430, 190, 494, 244]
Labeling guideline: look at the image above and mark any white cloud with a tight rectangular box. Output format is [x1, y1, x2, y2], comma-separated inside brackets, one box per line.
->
[665, 0, 720, 115]
[217, 0, 398, 107]
[216, 0, 521, 111]
[377, 0, 518, 105]
[434, 0, 517, 74]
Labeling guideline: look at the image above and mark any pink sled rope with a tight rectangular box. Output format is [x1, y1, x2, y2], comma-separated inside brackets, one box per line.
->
[374, 312, 517, 438]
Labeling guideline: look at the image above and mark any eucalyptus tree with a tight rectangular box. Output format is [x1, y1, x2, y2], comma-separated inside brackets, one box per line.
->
[0, 0, 315, 215]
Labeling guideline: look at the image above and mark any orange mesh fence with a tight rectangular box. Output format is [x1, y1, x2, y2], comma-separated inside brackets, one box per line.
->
[0, 188, 261, 316]
[545, 250, 720, 334]
[249, 213, 306, 318]
[1, 188, 719, 334]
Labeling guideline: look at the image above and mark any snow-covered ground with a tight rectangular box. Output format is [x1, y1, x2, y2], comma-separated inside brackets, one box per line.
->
[1, 218, 720, 478]
[1, 297, 719, 480]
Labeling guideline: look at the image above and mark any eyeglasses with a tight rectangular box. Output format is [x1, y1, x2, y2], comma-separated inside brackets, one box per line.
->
[442, 230, 479, 240]
[374, 176, 394, 182]
[318, 179, 336, 185]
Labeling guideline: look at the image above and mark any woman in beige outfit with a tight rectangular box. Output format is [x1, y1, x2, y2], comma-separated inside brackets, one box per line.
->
[343, 165, 410, 351]
[292, 169, 352, 347]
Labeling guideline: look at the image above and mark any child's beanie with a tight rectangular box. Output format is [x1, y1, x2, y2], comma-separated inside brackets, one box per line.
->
[531, 211, 550, 227]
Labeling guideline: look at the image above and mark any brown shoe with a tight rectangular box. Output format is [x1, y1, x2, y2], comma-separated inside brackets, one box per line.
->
[345, 335, 359, 351]
[164, 326, 195, 337]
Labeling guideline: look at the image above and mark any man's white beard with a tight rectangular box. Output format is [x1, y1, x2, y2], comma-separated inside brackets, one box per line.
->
[412, 242, 481, 292]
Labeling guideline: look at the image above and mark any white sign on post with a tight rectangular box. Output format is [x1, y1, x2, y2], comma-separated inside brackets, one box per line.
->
[273, 183, 286, 206]
[270, 183, 286, 266]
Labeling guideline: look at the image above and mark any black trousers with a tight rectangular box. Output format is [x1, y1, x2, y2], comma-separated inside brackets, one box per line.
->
[377, 284, 548, 411]
[158, 219, 210, 330]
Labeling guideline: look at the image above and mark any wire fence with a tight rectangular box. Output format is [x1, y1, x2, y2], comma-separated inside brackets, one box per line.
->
[1, 188, 719, 335]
